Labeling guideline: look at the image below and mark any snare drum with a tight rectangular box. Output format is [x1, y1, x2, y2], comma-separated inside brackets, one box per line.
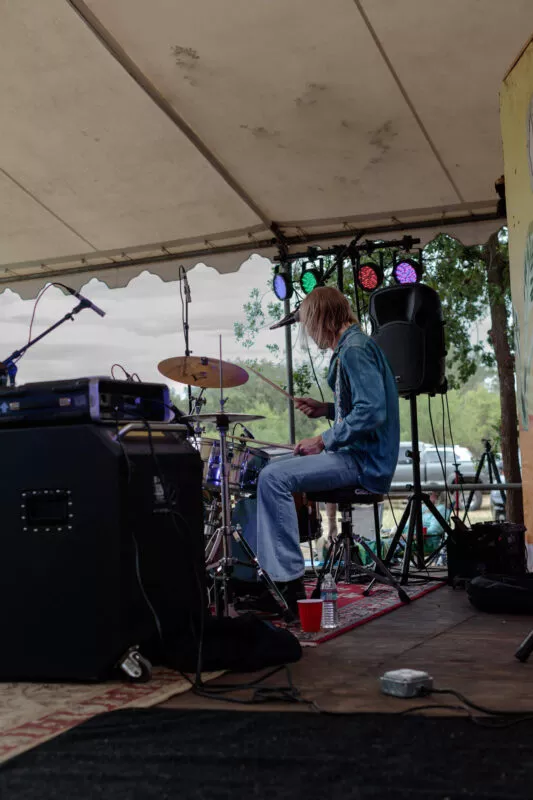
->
[199, 437, 242, 491]
[238, 446, 269, 493]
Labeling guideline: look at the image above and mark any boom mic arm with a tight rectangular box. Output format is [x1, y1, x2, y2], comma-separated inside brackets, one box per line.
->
[269, 306, 300, 330]
[63, 286, 106, 318]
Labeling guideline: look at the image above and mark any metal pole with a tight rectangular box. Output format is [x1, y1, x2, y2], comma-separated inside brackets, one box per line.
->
[284, 295, 296, 444]
[337, 255, 344, 294]
[184, 289, 192, 414]
[408, 394, 426, 570]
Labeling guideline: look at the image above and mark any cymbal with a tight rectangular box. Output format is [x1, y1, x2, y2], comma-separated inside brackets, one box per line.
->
[158, 356, 249, 389]
[182, 413, 265, 424]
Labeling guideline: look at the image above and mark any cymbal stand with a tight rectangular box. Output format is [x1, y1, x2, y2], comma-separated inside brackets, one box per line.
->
[208, 337, 292, 620]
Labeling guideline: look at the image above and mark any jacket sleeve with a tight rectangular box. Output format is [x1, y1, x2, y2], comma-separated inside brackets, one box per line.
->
[326, 403, 335, 421]
[321, 344, 386, 451]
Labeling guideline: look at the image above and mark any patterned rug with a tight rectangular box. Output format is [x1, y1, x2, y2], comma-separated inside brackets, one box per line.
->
[295, 580, 444, 645]
[0, 668, 221, 763]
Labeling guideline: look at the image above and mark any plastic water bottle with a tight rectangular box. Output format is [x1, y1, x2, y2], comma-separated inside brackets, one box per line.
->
[321, 573, 339, 629]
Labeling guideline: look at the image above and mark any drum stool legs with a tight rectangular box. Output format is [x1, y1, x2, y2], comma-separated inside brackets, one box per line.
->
[306, 487, 410, 605]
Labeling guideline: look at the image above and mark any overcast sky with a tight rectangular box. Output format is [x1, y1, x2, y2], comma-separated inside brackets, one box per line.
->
[0, 255, 291, 395]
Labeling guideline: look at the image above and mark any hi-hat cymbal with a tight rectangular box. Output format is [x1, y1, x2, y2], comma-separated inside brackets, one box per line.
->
[158, 356, 249, 389]
[182, 412, 264, 424]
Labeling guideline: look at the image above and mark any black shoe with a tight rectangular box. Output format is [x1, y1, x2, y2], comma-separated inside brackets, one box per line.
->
[278, 577, 306, 614]
[234, 577, 306, 620]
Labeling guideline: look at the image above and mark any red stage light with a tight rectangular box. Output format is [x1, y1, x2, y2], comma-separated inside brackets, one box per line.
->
[356, 263, 383, 292]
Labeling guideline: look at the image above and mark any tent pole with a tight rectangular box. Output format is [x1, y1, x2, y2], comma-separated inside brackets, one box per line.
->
[337, 256, 344, 293]
[284, 295, 296, 444]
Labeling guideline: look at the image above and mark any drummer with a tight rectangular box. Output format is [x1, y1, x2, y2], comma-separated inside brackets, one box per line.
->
[248, 286, 400, 615]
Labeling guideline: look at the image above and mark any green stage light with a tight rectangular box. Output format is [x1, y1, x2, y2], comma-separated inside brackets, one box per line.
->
[301, 269, 320, 294]
[300, 258, 324, 294]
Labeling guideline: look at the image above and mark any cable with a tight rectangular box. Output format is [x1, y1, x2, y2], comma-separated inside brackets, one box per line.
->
[192, 664, 316, 709]
[140, 415, 214, 688]
[400, 685, 533, 727]
[386, 493, 399, 528]
[111, 363, 133, 381]
[427, 397, 454, 510]
[17, 281, 66, 366]
[113, 413, 164, 645]
[444, 393, 471, 526]
[306, 344, 326, 404]
[305, 344, 332, 428]
[441, 393, 448, 521]
[431, 687, 526, 718]
[115, 411, 207, 684]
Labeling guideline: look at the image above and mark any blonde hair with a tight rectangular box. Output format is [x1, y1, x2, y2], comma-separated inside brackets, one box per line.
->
[299, 287, 358, 350]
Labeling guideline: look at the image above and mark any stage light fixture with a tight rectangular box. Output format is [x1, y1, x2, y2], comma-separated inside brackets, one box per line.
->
[393, 258, 421, 285]
[273, 269, 293, 301]
[300, 260, 323, 295]
[301, 269, 319, 294]
[356, 262, 384, 292]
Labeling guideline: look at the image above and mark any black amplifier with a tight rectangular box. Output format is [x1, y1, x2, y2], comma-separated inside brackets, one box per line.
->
[0, 377, 172, 426]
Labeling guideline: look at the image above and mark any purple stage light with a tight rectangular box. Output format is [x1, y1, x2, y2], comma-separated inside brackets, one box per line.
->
[393, 261, 419, 284]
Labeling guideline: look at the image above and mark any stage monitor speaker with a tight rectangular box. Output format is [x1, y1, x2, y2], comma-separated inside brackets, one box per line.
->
[368, 283, 446, 396]
[0, 423, 206, 681]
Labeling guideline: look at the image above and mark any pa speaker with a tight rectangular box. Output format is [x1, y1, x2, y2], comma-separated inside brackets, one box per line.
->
[368, 283, 446, 396]
[0, 423, 205, 681]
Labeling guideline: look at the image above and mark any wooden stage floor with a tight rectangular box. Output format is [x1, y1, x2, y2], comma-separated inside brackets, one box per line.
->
[163, 586, 533, 714]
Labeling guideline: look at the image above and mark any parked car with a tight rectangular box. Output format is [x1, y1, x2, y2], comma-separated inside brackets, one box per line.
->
[392, 443, 486, 511]
[490, 457, 514, 522]
[490, 482, 506, 521]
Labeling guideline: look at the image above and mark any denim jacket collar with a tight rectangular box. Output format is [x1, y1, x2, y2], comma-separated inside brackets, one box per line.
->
[332, 323, 360, 356]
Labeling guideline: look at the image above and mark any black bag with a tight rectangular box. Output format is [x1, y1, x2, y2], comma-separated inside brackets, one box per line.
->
[163, 614, 303, 672]
[467, 574, 533, 614]
[447, 521, 527, 584]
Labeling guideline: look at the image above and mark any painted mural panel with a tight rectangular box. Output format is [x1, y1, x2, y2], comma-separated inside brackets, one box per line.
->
[501, 37, 533, 537]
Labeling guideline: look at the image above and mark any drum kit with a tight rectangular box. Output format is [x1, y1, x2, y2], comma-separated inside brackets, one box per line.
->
[157, 349, 307, 620]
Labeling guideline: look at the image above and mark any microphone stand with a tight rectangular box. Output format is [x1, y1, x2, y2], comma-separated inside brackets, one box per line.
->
[184, 288, 193, 415]
[0, 300, 91, 387]
[179, 266, 194, 415]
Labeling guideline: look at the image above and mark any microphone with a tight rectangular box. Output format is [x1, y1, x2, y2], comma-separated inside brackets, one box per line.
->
[240, 425, 255, 440]
[64, 286, 106, 318]
[181, 268, 191, 303]
[269, 306, 300, 330]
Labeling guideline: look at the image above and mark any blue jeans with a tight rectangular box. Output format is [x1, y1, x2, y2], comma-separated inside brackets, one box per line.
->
[256, 451, 360, 582]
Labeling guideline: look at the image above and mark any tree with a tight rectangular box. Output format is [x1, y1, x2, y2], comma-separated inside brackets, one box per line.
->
[424, 232, 522, 521]
[481, 232, 523, 523]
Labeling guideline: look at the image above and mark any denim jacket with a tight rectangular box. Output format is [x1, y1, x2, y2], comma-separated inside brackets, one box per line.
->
[321, 324, 399, 493]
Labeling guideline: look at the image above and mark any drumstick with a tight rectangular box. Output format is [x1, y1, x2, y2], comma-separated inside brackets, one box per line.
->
[227, 435, 294, 450]
[246, 365, 295, 402]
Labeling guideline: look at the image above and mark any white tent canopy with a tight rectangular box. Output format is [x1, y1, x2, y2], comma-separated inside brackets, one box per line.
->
[0, 0, 530, 297]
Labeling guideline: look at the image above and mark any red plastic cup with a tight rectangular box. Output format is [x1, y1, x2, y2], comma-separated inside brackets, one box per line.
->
[297, 599, 323, 632]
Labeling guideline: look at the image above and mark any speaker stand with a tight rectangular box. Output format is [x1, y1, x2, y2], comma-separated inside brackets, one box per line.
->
[384, 393, 454, 584]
